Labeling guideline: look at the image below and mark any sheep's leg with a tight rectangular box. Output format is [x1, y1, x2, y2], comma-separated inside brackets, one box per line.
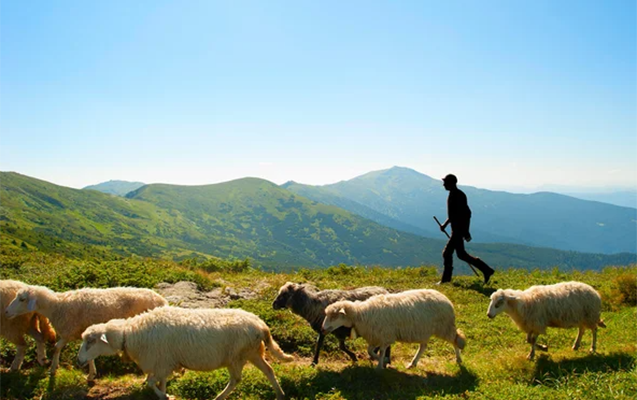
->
[338, 338, 358, 363]
[50, 338, 68, 376]
[312, 333, 325, 365]
[10, 344, 27, 371]
[407, 342, 427, 369]
[146, 375, 168, 400]
[367, 345, 380, 361]
[376, 346, 388, 370]
[87, 360, 97, 382]
[35, 339, 48, 366]
[29, 321, 48, 366]
[590, 328, 597, 353]
[527, 334, 537, 360]
[250, 353, 286, 400]
[573, 327, 585, 350]
[454, 342, 463, 365]
[214, 362, 244, 400]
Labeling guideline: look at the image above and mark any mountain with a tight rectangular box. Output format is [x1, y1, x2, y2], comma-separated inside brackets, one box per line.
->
[283, 167, 637, 255]
[561, 191, 637, 209]
[1, 171, 634, 271]
[83, 180, 146, 196]
[0, 172, 202, 259]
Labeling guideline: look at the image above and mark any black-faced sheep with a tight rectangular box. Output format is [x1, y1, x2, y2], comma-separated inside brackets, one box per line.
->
[487, 281, 606, 360]
[1, 280, 56, 371]
[4, 284, 167, 380]
[272, 282, 390, 365]
[78, 306, 293, 400]
[322, 289, 465, 370]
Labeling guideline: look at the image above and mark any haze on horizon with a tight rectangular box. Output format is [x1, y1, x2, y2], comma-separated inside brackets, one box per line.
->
[1, 1, 635, 193]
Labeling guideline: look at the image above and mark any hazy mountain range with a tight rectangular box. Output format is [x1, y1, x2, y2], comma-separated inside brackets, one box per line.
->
[282, 167, 637, 255]
[553, 190, 636, 209]
[1, 171, 635, 272]
[84, 180, 146, 197]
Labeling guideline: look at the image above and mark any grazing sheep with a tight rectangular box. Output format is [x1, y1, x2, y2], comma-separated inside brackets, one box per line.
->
[322, 289, 466, 370]
[1, 280, 56, 371]
[486, 281, 606, 360]
[4, 285, 167, 379]
[273, 282, 390, 365]
[78, 306, 293, 400]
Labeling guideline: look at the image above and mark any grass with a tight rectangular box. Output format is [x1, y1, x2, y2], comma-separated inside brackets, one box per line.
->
[1, 256, 636, 400]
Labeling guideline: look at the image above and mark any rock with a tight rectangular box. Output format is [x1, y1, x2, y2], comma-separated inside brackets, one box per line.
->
[155, 281, 259, 309]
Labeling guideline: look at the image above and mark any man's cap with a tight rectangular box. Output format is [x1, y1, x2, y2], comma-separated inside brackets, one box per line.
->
[442, 174, 458, 184]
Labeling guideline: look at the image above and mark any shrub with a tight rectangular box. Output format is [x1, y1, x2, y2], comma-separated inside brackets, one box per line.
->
[611, 273, 637, 306]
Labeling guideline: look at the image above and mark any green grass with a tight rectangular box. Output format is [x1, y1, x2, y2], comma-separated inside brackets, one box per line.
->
[1, 255, 636, 400]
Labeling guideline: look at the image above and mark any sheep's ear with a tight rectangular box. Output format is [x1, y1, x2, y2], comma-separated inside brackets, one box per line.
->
[27, 298, 37, 311]
[506, 295, 518, 301]
[338, 307, 347, 316]
[100, 334, 109, 344]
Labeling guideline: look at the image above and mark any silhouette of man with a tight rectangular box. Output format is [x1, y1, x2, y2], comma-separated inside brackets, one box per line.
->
[439, 174, 494, 284]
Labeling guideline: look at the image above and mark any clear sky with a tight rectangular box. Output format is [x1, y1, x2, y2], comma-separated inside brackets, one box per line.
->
[1, 0, 635, 191]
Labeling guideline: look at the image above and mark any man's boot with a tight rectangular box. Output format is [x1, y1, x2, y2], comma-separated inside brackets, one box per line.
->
[437, 266, 453, 284]
[473, 258, 494, 284]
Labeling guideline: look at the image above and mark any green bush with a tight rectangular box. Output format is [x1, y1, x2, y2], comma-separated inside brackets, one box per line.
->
[612, 273, 637, 306]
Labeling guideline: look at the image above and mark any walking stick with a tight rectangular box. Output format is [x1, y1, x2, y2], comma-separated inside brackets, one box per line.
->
[433, 216, 480, 277]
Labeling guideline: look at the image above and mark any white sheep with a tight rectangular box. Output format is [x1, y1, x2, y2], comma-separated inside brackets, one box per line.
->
[486, 281, 606, 360]
[4, 284, 167, 379]
[77, 306, 294, 400]
[322, 289, 466, 370]
[1, 280, 56, 371]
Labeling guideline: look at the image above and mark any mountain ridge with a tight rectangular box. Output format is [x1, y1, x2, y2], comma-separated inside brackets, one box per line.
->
[283, 167, 637, 255]
[2, 171, 635, 271]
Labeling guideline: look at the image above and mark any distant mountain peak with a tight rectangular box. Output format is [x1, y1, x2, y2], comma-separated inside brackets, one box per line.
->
[83, 180, 146, 197]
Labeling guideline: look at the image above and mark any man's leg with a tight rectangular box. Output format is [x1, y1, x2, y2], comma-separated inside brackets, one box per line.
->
[455, 240, 494, 284]
[440, 236, 457, 283]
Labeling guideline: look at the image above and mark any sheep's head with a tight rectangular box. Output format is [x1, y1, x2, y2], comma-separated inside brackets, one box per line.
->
[78, 324, 118, 367]
[272, 282, 300, 310]
[322, 301, 353, 334]
[487, 289, 518, 319]
[5, 288, 37, 318]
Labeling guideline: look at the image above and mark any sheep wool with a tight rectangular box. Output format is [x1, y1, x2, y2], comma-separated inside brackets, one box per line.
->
[5, 284, 167, 380]
[272, 282, 389, 365]
[1, 280, 56, 371]
[323, 289, 465, 370]
[487, 281, 606, 360]
[78, 306, 293, 400]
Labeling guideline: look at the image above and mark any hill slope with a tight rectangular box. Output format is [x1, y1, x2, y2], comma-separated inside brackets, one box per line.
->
[284, 167, 637, 254]
[1, 172, 635, 270]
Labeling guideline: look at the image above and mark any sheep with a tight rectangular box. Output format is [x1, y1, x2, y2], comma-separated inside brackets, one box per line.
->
[1, 280, 56, 371]
[272, 282, 390, 365]
[4, 284, 167, 380]
[322, 289, 466, 370]
[77, 306, 293, 400]
[486, 281, 606, 360]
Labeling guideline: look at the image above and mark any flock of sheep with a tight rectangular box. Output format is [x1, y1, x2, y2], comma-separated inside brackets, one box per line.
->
[1, 278, 606, 400]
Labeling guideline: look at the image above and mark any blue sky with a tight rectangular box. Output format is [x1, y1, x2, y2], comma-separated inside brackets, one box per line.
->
[1, 0, 635, 191]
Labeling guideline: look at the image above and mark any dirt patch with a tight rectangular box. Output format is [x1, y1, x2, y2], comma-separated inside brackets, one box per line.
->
[85, 378, 145, 400]
[154, 281, 261, 309]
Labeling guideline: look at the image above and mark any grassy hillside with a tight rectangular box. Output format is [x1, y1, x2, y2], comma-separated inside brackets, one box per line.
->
[1, 252, 635, 400]
[285, 167, 637, 254]
[1, 172, 635, 271]
[125, 177, 457, 268]
[0, 172, 208, 259]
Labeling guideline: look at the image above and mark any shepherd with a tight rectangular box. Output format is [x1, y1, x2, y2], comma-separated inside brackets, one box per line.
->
[438, 173, 494, 284]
